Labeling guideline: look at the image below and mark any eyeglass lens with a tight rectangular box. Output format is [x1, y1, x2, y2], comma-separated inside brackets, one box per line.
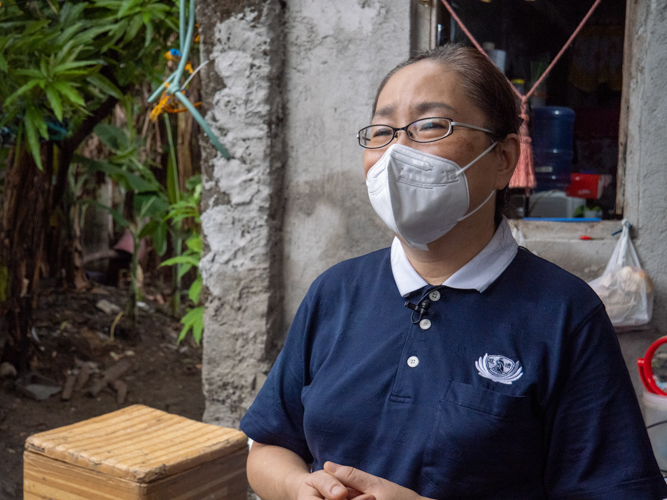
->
[359, 118, 453, 149]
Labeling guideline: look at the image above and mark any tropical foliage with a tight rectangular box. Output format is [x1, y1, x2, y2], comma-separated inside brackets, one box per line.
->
[0, 0, 209, 363]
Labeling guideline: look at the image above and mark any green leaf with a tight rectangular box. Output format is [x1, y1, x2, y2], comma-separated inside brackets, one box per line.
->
[177, 263, 193, 279]
[138, 218, 166, 257]
[134, 189, 169, 211]
[118, 0, 138, 19]
[188, 275, 202, 304]
[160, 255, 200, 268]
[70, 25, 115, 46]
[138, 220, 159, 239]
[123, 15, 144, 45]
[89, 200, 130, 228]
[27, 107, 48, 139]
[54, 40, 81, 67]
[135, 193, 167, 218]
[24, 20, 52, 36]
[0, 53, 7, 73]
[93, 123, 128, 151]
[45, 86, 63, 122]
[119, 170, 156, 193]
[153, 220, 168, 256]
[4, 80, 41, 107]
[55, 22, 84, 46]
[52, 81, 85, 106]
[60, 2, 86, 27]
[23, 120, 44, 171]
[75, 155, 157, 193]
[185, 235, 202, 254]
[185, 174, 202, 191]
[54, 60, 104, 73]
[14, 69, 43, 78]
[144, 19, 153, 48]
[86, 73, 122, 99]
[178, 307, 204, 344]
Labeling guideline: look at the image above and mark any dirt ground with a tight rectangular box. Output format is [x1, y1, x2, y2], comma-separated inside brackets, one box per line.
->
[0, 281, 205, 499]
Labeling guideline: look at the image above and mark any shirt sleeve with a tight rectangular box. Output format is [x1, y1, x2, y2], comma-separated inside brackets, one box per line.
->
[240, 294, 314, 464]
[544, 304, 667, 500]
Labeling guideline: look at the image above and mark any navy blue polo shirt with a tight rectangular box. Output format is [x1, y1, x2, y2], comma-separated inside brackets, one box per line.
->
[241, 247, 667, 499]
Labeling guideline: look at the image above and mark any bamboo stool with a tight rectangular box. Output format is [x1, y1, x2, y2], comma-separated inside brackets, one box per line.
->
[23, 404, 248, 499]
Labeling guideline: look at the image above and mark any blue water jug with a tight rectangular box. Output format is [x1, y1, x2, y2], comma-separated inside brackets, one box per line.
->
[531, 106, 575, 191]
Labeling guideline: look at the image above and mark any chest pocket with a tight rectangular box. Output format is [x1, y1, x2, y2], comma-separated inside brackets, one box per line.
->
[421, 381, 544, 499]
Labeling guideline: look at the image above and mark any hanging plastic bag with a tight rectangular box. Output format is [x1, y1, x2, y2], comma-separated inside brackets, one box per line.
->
[588, 220, 654, 328]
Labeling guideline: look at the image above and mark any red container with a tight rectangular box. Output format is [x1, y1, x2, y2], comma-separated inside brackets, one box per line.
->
[566, 173, 603, 199]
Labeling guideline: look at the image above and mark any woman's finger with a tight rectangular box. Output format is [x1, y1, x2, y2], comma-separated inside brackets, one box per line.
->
[303, 470, 348, 500]
[323, 462, 378, 493]
[346, 488, 376, 500]
[346, 487, 370, 499]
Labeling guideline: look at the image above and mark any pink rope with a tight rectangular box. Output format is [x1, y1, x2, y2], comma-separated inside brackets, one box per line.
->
[439, 0, 603, 101]
[438, 0, 603, 190]
[524, 0, 603, 99]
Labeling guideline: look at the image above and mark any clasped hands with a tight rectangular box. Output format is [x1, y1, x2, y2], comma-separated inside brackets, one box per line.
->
[295, 461, 434, 500]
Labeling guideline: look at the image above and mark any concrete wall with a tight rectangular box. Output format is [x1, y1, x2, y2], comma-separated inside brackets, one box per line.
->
[622, 0, 667, 329]
[197, 0, 409, 428]
[196, 0, 286, 427]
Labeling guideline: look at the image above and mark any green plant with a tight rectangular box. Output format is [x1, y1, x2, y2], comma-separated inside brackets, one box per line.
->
[1, 0, 177, 169]
[76, 120, 169, 323]
[0, 0, 178, 366]
[160, 174, 203, 344]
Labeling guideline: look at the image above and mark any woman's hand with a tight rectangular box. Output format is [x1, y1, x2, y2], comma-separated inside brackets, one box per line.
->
[323, 462, 435, 500]
[290, 469, 374, 500]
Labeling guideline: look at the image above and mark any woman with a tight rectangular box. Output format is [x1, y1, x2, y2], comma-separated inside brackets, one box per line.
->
[240, 45, 667, 500]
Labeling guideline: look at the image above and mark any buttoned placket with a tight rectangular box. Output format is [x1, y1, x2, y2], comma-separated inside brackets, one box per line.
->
[390, 286, 444, 403]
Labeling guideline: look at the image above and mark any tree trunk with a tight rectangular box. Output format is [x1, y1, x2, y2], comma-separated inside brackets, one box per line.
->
[64, 202, 89, 291]
[0, 145, 54, 372]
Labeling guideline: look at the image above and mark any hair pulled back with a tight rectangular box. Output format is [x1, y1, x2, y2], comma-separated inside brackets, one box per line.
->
[373, 44, 521, 137]
[373, 44, 521, 222]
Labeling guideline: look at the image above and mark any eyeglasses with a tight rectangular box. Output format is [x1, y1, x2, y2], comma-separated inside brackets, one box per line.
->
[357, 117, 496, 149]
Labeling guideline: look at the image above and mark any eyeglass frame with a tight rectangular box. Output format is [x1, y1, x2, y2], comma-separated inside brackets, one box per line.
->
[356, 117, 499, 149]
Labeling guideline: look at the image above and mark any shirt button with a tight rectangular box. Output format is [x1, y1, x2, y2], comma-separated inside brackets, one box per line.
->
[429, 290, 441, 302]
[407, 356, 419, 368]
[419, 318, 432, 330]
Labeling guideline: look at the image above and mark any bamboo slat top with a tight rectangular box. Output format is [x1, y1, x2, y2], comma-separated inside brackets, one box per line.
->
[24, 405, 248, 483]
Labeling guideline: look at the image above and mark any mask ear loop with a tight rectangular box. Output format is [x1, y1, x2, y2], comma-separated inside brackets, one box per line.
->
[454, 141, 499, 221]
[456, 141, 498, 176]
[458, 189, 496, 222]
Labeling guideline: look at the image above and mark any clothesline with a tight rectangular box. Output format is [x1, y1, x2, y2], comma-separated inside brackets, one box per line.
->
[438, 0, 603, 189]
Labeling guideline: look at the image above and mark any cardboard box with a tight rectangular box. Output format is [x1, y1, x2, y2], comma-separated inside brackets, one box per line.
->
[23, 404, 248, 499]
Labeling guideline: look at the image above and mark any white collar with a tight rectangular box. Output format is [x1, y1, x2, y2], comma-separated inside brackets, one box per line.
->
[390, 217, 518, 297]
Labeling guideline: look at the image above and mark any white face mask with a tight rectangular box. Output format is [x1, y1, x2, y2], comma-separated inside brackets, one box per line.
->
[366, 143, 498, 251]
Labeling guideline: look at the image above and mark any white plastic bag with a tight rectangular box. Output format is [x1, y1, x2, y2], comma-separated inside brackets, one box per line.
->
[588, 220, 654, 328]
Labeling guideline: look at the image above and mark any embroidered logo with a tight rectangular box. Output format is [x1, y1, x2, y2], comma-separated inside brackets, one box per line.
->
[476, 354, 523, 385]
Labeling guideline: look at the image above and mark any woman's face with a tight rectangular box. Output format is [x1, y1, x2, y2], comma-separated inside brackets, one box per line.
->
[364, 60, 513, 215]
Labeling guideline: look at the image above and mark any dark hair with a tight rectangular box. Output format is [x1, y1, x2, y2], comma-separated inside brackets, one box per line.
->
[373, 44, 521, 224]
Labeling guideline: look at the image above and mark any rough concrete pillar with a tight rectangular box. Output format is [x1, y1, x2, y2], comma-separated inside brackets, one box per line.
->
[622, 0, 667, 332]
[196, 0, 285, 428]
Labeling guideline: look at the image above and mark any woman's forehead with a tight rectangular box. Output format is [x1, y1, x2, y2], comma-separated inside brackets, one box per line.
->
[376, 62, 467, 115]
[373, 101, 457, 119]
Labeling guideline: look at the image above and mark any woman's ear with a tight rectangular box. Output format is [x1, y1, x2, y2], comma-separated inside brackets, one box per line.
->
[495, 133, 521, 190]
